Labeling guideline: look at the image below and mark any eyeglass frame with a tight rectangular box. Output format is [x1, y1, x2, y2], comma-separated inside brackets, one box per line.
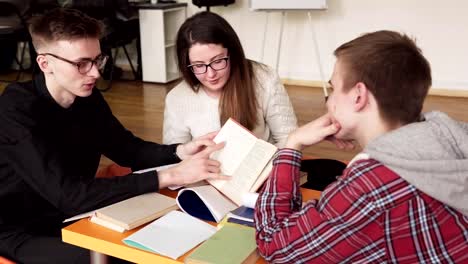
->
[38, 53, 108, 74]
[187, 56, 230, 75]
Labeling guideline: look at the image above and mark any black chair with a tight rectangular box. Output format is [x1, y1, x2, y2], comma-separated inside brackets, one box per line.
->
[0, 0, 32, 82]
[67, 0, 140, 91]
[30, 0, 60, 14]
[300, 159, 347, 191]
[100, 17, 140, 85]
[192, 0, 235, 12]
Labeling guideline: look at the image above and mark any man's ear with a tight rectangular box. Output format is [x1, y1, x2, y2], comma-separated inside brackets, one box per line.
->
[36, 54, 52, 74]
[353, 82, 369, 111]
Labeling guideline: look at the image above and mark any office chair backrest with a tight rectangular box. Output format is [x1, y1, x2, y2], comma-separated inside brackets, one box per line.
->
[300, 159, 347, 191]
[0, 0, 31, 76]
[0, 0, 29, 33]
[192, 0, 235, 9]
[67, 0, 112, 21]
[29, 0, 60, 14]
[67, 0, 133, 21]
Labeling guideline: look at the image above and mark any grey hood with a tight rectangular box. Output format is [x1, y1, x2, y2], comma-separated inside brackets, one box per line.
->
[363, 111, 468, 216]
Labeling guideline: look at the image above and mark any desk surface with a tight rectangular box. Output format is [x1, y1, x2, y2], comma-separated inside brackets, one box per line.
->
[62, 188, 321, 264]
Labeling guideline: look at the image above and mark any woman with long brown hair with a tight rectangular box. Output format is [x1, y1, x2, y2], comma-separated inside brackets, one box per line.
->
[163, 11, 297, 147]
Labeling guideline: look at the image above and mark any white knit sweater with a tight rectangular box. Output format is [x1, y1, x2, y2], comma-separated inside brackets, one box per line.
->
[163, 64, 297, 147]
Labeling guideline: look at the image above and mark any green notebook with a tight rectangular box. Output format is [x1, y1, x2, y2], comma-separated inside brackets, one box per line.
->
[185, 225, 259, 264]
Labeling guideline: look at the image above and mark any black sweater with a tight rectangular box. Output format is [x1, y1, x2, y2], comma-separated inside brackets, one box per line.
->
[0, 74, 180, 256]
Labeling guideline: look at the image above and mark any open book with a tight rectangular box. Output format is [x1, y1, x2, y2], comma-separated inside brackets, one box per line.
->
[208, 118, 277, 205]
[176, 185, 237, 223]
[89, 192, 178, 232]
[176, 186, 260, 223]
[176, 118, 276, 222]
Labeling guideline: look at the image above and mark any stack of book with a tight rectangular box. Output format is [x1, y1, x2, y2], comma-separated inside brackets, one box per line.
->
[224, 206, 254, 227]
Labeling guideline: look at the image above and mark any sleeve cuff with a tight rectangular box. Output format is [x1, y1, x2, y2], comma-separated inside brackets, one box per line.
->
[169, 143, 182, 163]
[134, 170, 159, 192]
[273, 148, 302, 167]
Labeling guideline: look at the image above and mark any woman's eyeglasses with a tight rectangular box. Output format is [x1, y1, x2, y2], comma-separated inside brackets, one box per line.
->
[188, 57, 229, 74]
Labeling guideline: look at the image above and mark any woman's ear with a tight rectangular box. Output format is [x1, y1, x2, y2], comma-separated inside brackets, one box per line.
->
[36, 54, 52, 74]
[353, 82, 369, 111]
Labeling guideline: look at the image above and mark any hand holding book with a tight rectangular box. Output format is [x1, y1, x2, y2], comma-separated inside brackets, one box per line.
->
[176, 118, 277, 222]
[207, 118, 277, 205]
[158, 136, 230, 189]
[175, 131, 218, 159]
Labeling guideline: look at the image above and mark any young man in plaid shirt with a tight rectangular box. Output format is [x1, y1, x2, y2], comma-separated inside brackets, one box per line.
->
[255, 30, 468, 263]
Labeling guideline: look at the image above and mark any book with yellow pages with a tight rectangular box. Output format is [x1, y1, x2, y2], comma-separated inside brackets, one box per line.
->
[208, 118, 277, 205]
[89, 192, 178, 232]
[176, 118, 276, 222]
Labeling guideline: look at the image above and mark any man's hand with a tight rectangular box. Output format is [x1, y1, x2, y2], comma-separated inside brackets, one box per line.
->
[175, 131, 218, 160]
[285, 113, 355, 150]
[158, 141, 229, 188]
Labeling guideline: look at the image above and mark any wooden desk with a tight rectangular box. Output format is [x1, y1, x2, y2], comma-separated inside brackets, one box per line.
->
[62, 188, 321, 264]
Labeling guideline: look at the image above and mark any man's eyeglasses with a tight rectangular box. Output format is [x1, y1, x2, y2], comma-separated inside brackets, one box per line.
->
[188, 57, 229, 74]
[39, 53, 108, 74]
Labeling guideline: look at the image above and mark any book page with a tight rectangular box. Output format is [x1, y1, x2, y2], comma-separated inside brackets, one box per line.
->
[249, 159, 274, 193]
[133, 163, 177, 174]
[210, 118, 258, 176]
[210, 139, 277, 205]
[63, 211, 95, 223]
[123, 211, 216, 260]
[242, 192, 259, 209]
[227, 206, 254, 223]
[89, 214, 126, 233]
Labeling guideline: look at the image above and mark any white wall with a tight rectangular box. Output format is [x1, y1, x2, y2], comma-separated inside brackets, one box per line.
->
[185, 0, 468, 91]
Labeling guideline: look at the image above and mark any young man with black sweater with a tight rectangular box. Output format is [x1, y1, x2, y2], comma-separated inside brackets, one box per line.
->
[0, 8, 226, 263]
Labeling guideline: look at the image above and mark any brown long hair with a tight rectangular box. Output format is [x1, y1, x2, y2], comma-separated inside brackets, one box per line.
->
[334, 30, 432, 125]
[176, 12, 258, 130]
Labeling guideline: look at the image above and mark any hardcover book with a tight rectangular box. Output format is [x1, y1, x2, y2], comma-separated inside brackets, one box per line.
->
[89, 192, 178, 232]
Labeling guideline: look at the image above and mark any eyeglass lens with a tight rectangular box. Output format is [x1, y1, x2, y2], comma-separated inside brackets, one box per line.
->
[190, 57, 228, 74]
[79, 56, 108, 74]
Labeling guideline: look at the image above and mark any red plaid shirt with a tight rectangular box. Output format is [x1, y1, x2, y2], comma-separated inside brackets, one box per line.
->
[255, 149, 468, 263]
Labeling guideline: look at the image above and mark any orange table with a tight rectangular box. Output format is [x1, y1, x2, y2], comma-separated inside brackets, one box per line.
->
[62, 188, 321, 264]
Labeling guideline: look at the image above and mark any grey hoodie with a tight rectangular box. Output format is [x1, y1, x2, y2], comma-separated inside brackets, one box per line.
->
[363, 111, 468, 216]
